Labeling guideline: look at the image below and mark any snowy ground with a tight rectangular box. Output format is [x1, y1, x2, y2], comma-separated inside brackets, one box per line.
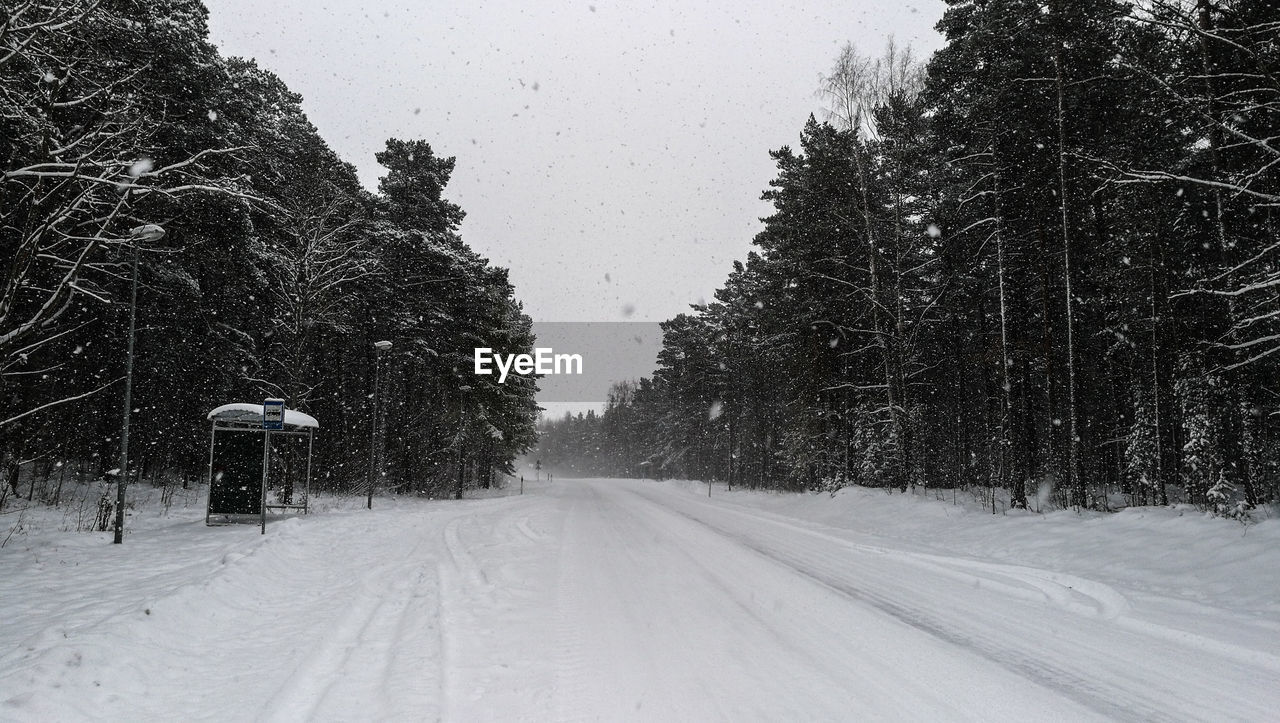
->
[2, 478, 1278, 721]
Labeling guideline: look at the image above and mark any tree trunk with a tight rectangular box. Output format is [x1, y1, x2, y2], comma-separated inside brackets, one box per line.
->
[993, 159, 1024, 508]
[1053, 45, 1084, 509]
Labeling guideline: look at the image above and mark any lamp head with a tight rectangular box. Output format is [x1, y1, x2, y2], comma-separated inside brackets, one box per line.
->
[129, 224, 166, 243]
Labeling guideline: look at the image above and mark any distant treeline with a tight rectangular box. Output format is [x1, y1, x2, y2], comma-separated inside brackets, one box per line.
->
[0, 1, 538, 506]
[536, 0, 1280, 514]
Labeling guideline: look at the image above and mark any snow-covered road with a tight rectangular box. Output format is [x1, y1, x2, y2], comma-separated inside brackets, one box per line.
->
[3, 478, 1278, 721]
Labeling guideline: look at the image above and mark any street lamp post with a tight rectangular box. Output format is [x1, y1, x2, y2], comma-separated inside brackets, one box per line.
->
[114, 223, 165, 544]
[366, 340, 392, 509]
[455, 385, 471, 500]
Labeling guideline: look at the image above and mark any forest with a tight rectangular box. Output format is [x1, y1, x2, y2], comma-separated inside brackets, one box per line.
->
[536, 0, 1280, 514]
[0, 1, 540, 512]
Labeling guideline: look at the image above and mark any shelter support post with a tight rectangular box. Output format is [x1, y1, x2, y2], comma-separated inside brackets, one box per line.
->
[260, 430, 271, 534]
[305, 429, 314, 515]
[206, 425, 218, 525]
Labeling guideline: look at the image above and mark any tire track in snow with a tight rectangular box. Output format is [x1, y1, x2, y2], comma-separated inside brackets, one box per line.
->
[726, 530, 1175, 722]
[551, 490, 598, 723]
[627, 483, 1274, 722]
[664, 485, 1280, 677]
[653, 488, 1135, 622]
[515, 513, 544, 543]
[436, 496, 564, 720]
[436, 516, 475, 722]
[892, 552, 1132, 620]
[443, 516, 490, 589]
[559, 484, 740, 721]
[436, 508, 513, 720]
[615, 494, 949, 719]
[376, 548, 445, 719]
[259, 521, 443, 722]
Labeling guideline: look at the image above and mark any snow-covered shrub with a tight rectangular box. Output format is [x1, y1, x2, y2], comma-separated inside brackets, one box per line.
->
[1178, 356, 1227, 507]
[1124, 388, 1162, 504]
[1207, 474, 1251, 521]
[820, 470, 852, 496]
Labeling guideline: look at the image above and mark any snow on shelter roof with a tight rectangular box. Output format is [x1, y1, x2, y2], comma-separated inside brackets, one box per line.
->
[206, 403, 319, 429]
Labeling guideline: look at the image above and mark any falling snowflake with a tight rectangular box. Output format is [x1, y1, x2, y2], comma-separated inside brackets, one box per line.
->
[128, 158, 153, 177]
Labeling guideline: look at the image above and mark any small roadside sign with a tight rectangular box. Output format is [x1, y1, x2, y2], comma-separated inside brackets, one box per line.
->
[263, 398, 285, 430]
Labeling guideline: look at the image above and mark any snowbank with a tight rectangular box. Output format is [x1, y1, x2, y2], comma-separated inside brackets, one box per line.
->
[658, 479, 1280, 616]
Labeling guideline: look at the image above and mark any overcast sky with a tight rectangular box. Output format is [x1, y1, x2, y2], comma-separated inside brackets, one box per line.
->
[203, 0, 945, 323]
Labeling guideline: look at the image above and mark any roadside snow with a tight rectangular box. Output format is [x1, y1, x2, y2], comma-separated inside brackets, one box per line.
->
[668, 480, 1280, 616]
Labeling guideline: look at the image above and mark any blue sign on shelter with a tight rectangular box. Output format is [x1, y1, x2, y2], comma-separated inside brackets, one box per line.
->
[263, 398, 285, 430]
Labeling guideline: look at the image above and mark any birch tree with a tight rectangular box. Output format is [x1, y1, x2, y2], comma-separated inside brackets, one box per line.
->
[818, 40, 924, 491]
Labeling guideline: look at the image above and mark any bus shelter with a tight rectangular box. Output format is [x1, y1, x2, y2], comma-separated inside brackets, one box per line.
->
[206, 402, 318, 532]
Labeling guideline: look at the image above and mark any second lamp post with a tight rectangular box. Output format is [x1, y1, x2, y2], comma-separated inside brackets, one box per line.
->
[366, 340, 392, 509]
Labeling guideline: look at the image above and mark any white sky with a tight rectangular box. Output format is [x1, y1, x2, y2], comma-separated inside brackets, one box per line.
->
[203, 0, 945, 322]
